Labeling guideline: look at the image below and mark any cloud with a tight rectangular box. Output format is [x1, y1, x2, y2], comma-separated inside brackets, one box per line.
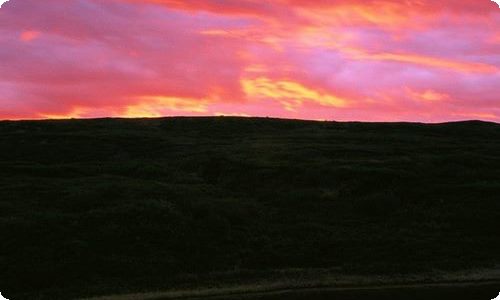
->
[0, 0, 499, 122]
[242, 77, 349, 111]
[19, 30, 41, 42]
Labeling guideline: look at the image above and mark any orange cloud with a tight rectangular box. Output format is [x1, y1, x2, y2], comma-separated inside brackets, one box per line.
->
[124, 96, 209, 118]
[346, 49, 498, 73]
[242, 77, 349, 111]
[407, 89, 450, 102]
[295, 2, 414, 29]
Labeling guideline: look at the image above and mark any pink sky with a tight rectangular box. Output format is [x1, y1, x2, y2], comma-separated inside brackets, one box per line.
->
[0, 0, 499, 122]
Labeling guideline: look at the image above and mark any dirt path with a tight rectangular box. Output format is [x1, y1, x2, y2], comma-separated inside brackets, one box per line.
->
[78, 277, 500, 300]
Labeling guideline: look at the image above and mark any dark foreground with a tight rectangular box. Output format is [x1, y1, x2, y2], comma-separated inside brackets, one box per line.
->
[1, 117, 499, 299]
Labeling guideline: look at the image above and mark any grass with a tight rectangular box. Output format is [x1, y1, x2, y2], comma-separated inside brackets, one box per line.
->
[0, 117, 499, 299]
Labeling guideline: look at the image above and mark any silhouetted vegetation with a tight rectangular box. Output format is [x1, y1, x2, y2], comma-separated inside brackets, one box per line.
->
[0, 117, 499, 299]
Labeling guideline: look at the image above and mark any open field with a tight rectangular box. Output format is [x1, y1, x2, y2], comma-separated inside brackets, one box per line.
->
[0, 117, 499, 299]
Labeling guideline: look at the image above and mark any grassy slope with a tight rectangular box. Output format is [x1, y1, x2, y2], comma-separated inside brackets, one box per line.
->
[0, 117, 499, 299]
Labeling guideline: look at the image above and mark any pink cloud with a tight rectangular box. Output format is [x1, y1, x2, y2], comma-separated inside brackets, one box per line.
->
[0, 0, 499, 122]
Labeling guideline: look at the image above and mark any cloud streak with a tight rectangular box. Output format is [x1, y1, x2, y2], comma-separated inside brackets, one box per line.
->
[0, 0, 499, 122]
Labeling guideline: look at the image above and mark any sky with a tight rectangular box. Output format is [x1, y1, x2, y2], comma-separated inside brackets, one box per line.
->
[0, 0, 499, 122]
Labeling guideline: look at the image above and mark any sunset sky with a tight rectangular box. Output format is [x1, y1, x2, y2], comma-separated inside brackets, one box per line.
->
[0, 0, 499, 122]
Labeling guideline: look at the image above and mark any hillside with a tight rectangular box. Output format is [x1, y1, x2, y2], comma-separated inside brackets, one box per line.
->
[0, 117, 499, 299]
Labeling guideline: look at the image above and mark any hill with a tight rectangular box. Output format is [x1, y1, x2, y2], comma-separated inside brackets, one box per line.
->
[0, 117, 499, 299]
